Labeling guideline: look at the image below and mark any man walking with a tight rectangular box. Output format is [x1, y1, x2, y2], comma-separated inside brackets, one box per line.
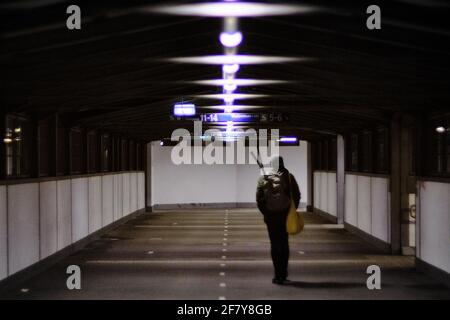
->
[256, 155, 301, 284]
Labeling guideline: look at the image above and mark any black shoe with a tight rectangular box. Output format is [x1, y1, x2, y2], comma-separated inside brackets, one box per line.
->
[272, 278, 286, 285]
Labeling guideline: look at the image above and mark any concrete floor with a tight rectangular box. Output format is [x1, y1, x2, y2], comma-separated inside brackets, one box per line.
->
[1, 209, 449, 300]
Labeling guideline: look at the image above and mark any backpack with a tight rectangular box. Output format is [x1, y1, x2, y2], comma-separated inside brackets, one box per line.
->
[262, 172, 291, 213]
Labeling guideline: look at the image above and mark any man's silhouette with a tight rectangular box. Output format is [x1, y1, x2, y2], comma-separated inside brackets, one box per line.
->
[256, 155, 300, 284]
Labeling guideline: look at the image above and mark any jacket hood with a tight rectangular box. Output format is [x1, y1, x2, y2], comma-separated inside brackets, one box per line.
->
[269, 155, 286, 172]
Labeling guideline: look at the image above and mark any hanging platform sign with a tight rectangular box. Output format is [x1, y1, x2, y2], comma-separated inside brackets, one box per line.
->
[170, 112, 288, 123]
[200, 112, 288, 123]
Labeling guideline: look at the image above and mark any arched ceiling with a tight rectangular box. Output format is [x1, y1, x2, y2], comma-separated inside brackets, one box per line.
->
[1, 0, 449, 142]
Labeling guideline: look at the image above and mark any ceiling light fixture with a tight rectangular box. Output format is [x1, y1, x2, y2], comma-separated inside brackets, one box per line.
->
[223, 83, 237, 92]
[168, 55, 306, 65]
[146, 3, 318, 17]
[201, 105, 267, 111]
[223, 95, 235, 104]
[190, 79, 288, 86]
[194, 93, 268, 100]
[219, 31, 243, 47]
[278, 137, 298, 143]
[173, 103, 196, 116]
[226, 121, 234, 132]
[224, 106, 234, 113]
[222, 64, 240, 74]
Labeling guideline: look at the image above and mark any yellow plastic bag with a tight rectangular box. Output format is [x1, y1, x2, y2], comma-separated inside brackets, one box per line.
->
[286, 174, 304, 235]
[286, 199, 304, 235]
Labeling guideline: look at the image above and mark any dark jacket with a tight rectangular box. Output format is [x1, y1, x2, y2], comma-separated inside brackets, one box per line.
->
[256, 168, 301, 221]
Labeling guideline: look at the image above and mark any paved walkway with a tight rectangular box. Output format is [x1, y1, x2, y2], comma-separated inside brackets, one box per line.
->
[1, 209, 449, 299]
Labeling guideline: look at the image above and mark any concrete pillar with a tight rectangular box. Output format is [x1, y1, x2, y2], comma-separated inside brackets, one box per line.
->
[336, 135, 345, 224]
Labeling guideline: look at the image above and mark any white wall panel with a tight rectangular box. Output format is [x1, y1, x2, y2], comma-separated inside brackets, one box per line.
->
[343, 174, 390, 243]
[39, 181, 58, 259]
[122, 173, 130, 216]
[312, 172, 337, 217]
[113, 174, 122, 221]
[327, 173, 337, 216]
[279, 143, 308, 202]
[236, 164, 259, 203]
[0, 186, 7, 280]
[151, 144, 308, 206]
[88, 177, 102, 233]
[387, 192, 391, 243]
[130, 172, 138, 213]
[419, 181, 450, 273]
[8, 183, 40, 275]
[357, 176, 372, 234]
[1, 171, 145, 281]
[57, 180, 72, 250]
[147, 144, 152, 207]
[345, 174, 358, 226]
[102, 175, 114, 226]
[71, 178, 89, 242]
[119, 174, 125, 217]
[371, 177, 389, 242]
[235, 165, 250, 203]
[138, 172, 145, 209]
[320, 172, 328, 212]
[313, 172, 320, 209]
[151, 146, 236, 205]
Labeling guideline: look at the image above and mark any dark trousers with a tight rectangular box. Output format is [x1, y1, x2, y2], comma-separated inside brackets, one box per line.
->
[265, 218, 289, 280]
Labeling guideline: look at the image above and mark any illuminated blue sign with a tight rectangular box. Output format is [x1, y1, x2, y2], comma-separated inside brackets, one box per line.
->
[200, 113, 259, 123]
[173, 103, 196, 116]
